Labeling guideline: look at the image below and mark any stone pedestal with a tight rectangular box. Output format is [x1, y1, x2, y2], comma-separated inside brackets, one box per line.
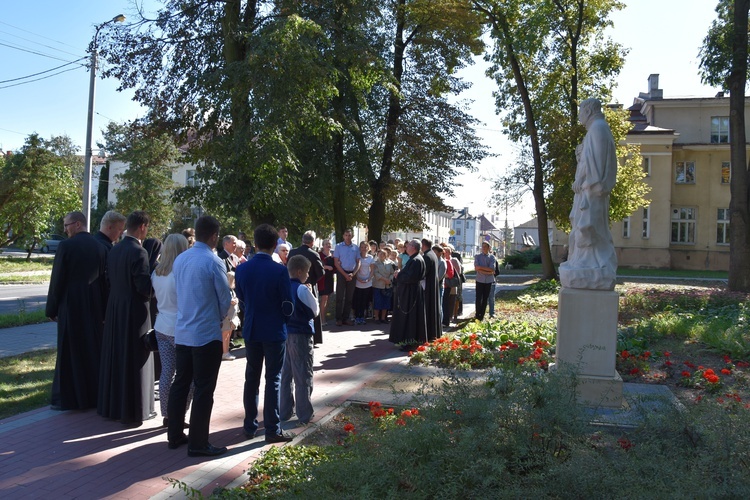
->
[554, 287, 623, 408]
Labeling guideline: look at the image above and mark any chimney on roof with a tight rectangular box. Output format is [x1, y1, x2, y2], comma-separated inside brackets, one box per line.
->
[646, 74, 663, 99]
[716, 91, 725, 98]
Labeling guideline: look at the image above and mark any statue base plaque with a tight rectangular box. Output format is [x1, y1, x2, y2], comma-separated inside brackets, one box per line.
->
[553, 287, 623, 408]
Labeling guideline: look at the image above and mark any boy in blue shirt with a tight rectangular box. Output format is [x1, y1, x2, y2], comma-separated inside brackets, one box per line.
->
[280, 255, 320, 425]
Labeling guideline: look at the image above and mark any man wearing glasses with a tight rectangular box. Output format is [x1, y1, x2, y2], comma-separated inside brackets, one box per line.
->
[46, 211, 108, 411]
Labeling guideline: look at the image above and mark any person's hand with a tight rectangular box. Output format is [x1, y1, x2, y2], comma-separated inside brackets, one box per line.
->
[305, 283, 313, 292]
[346, 273, 353, 281]
[231, 297, 239, 305]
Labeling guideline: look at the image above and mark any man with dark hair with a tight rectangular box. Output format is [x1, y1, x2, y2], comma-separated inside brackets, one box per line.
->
[421, 238, 441, 341]
[236, 224, 295, 443]
[473, 241, 497, 321]
[275, 226, 289, 254]
[288, 230, 325, 343]
[389, 239, 427, 348]
[46, 211, 108, 410]
[98, 210, 155, 425]
[167, 214, 231, 457]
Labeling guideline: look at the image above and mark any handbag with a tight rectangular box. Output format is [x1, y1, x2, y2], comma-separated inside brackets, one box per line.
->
[143, 329, 159, 352]
[382, 286, 393, 298]
[460, 273, 466, 283]
[445, 275, 460, 288]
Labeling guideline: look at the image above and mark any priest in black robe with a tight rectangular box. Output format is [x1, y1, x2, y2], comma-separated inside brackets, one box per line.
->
[421, 238, 442, 341]
[98, 211, 155, 425]
[389, 239, 427, 348]
[46, 211, 108, 410]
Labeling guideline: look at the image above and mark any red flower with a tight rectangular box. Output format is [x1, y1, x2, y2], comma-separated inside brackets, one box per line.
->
[684, 361, 696, 369]
[706, 374, 720, 384]
[721, 368, 732, 375]
[401, 409, 413, 418]
[681, 371, 691, 378]
[643, 351, 651, 358]
[368, 401, 382, 408]
[665, 360, 673, 367]
[410, 408, 419, 416]
[408, 351, 414, 356]
[387, 408, 394, 415]
[736, 361, 750, 368]
[396, 418, 406, 426]
[343, 423, 355, 433]
[664, 351, 671, 357]
[417, 345, 426, 352]
[617, 437, 634, 450]
[621, 350, 630, 359]
[629, 368, 640, 375]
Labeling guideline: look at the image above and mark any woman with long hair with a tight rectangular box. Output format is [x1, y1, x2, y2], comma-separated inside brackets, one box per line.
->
[152, 233, 192, 427]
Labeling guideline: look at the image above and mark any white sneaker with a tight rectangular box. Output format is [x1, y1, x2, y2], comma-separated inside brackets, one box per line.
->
[222, 353, 236, 361]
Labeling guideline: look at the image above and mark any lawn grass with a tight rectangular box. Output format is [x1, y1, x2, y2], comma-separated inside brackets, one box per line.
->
[0, 257, 54, 274]
[0, 310, 50, 329]
[0, 349, 55, 420]
[0, 274, 51, 285]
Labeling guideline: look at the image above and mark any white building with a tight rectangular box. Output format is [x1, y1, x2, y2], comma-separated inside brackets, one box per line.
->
[383, 210, 453, 245]
[450, 208, 481, 256]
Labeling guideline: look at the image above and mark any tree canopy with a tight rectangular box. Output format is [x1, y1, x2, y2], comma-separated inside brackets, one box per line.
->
[0, 134, 81, 253]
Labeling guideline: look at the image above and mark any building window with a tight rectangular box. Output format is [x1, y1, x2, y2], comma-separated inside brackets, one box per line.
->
[717, 208, 730, 244]
[622, 217, 631, 238]
[186, 169, 197, 187]
[642, 157, 651, 177]
[456, 228, 462, 236]
[642, 207, 650, 239]
[671, 207, 696, 244]
[455, 220, 462, 227]
[721, 161, 731, 184]
[675, 161, 695, 184]
[711, 116, 730, 143]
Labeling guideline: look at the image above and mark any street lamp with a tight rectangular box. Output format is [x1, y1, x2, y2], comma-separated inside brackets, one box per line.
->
[83, 14, 125, 232]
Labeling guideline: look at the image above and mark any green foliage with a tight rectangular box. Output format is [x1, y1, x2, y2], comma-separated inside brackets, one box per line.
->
[229, 368, 750, 498]
[103, 121, 181, 238]
[503, 251, 529, 269]
[699, 0, 750, 89]
[0, 134, 81, 250]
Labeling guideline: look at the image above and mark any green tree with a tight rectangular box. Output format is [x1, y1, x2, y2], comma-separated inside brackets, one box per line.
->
[0, 135, 81, 257]
[102, 121, 181, 238]
[472, 0, 640, 280]
[699, 0, 750, 291]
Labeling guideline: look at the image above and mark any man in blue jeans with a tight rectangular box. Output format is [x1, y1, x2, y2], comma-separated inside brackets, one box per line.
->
[473, 241, 497, 322]
[235, 224, 295, 443]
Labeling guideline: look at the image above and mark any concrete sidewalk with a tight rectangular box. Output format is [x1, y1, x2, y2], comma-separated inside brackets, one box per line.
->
[0, 286, 480, 499]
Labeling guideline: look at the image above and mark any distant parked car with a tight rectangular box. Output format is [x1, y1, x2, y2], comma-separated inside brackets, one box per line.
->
[41, 234, 65, 253]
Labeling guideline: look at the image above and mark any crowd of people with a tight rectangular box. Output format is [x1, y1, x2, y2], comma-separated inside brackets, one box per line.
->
[46, 211, 494, 459]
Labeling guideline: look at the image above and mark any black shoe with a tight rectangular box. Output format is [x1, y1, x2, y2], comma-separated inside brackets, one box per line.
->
[265, 432, 295, 444]
[243, 428, 259, 439]
[229, 341, 239, 349]
[168, 434, 189, 449]
[187, 444, 228, 457]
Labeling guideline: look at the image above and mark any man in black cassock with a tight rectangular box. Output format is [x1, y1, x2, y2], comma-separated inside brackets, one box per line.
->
[97, 211, 155, 425]
[389, 239, 427, 348]
[288, 230, 325, 343]
[421, 238, 442, 341]
[46, 211, 108, 411]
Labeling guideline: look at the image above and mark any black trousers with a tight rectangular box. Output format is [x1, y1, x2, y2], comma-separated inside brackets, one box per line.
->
[168, 340, 222, 449]
[475, 282, 493, 321]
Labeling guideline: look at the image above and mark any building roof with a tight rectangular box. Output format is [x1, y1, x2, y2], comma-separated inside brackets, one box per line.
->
[479, 214, 497, 232]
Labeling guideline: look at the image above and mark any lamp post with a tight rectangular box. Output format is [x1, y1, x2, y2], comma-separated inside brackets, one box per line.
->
[83, 14, 125, 232]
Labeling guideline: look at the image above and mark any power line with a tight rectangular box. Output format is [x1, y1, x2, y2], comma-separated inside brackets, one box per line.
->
[0, 20, 81, 51]
[0, 57, 86, 84]
[0, 66, 82, 90]
[0, 39, 82, 64]
[0, 29, 85, 59]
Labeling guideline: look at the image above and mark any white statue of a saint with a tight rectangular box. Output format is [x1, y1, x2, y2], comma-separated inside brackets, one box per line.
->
[559, 98, 618, 291]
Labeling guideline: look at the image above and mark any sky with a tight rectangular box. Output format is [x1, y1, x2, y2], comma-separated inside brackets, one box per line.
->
[0, 0, 724, 226]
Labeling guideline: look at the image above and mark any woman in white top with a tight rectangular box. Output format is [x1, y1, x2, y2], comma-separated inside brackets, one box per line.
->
[152, 233, 192, 427]
[353, 241, 375, 325]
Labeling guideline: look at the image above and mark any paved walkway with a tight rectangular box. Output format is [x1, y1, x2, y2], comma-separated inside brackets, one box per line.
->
[0, 285, 481, 499]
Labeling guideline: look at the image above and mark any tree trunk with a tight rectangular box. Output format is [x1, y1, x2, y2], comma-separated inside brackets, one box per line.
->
[728, 0, 750, 291]
[368, 0, 406, 243]
[492, 9, 556, 281]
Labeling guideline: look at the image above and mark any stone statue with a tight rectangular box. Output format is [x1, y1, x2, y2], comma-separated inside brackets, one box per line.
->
[559, 98, 618, 291]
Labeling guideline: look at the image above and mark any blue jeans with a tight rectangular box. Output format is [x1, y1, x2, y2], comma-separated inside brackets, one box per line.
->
[243, 340, 286, 438]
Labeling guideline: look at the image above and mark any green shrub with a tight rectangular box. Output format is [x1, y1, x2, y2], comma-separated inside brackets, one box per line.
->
[503, 252, 529, 269]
